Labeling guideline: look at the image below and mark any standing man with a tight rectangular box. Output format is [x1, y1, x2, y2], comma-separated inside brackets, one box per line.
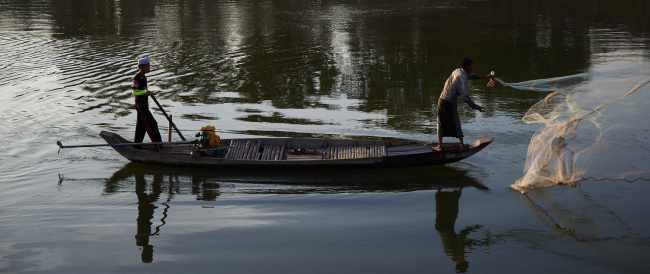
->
[432, 58, 493, 151]
[132, 58, 162, 149]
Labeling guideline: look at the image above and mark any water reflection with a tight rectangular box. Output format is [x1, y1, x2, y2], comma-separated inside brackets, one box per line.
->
[6, 0, 644, 139]
[100, 163, 489, 264]
[435, 188, 490, 273]
[134, 173, 161, 263]
[104, 162, 490, 196]
[510, 186, 650, 273]
[514, 187, 646, 243]
[2, 1, 650, 272]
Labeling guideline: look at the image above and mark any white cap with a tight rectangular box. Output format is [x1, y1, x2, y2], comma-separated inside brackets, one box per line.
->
[138, 58, 150, 66]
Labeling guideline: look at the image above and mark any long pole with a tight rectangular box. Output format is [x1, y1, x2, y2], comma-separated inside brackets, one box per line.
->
[150, 94, 186, 141]
[57, 140, 194, 149]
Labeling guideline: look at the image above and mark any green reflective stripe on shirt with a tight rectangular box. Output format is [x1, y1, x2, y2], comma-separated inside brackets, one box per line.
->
[132, 89, 147, 96]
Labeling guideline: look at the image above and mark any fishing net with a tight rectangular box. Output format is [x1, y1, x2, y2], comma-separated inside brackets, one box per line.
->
[504, 63, 650, 193]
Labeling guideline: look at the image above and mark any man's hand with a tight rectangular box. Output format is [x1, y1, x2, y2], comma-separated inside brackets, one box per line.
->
[145, 90, 155, 96]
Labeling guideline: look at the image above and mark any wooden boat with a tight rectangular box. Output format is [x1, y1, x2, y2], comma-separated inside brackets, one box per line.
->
[99, 131, 493, 169]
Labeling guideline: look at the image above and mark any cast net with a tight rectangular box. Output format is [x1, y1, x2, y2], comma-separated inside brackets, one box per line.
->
[503, 63, 650, 193]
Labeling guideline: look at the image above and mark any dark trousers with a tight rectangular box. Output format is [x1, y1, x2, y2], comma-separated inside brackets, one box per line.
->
[135, 104, 162, 145]
[437, 98, 463, 138]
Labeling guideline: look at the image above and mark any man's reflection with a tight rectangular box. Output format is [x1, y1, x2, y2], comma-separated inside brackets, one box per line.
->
[435, 187, 485, 273]
[103, 164, 223, 263]
[134, 173, 162, 263]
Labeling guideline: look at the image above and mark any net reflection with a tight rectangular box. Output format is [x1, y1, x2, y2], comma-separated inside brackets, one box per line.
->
[511, 186, 650, 273]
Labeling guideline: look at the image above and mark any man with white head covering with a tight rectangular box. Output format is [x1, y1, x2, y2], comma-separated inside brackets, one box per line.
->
[132, 58, 162, 149]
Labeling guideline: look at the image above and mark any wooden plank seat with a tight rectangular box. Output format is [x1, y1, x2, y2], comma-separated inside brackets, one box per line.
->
[325, 144, 386, 160]
[225, 140, 285, 160]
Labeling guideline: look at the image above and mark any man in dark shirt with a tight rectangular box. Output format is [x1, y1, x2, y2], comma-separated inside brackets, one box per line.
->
[132, 58, 162, 149]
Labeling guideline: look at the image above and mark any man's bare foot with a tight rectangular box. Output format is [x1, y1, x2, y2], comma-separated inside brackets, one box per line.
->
[424, 141, 435, 146]
[432, 145, 442, 151]
[459, 143, 465, 149]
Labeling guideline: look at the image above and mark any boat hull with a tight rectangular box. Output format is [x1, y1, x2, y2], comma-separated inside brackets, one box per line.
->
[99, 131, 493, 169]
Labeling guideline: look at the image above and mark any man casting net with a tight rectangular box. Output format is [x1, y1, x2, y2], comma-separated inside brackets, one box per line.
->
[502, 63, 650, 193]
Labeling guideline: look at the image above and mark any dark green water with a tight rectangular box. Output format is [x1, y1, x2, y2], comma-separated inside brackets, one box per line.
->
[1, 1, 650, 273]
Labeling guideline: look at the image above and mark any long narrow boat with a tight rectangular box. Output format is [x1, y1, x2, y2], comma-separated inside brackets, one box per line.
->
[99, 131, 493, 169]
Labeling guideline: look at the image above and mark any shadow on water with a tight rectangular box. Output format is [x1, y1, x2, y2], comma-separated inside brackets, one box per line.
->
[94, 163, 491, 267]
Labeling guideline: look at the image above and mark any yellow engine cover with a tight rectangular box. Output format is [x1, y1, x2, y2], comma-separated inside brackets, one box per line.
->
[200, 126, 220, 147]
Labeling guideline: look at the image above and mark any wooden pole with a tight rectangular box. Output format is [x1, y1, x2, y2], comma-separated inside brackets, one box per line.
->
[150, 94, 186, 141]
[168, 114, 172, 142]
[57, 140, 193, 149]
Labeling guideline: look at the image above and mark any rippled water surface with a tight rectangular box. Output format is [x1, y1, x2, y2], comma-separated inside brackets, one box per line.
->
[1, 1, 650, 273]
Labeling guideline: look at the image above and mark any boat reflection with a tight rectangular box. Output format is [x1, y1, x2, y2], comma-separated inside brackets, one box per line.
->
[103, 162, 490, 265]
[103, 162, 490, 197]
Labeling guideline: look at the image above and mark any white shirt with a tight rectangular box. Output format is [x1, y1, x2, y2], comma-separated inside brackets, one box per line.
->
[440, 68, 483, 110]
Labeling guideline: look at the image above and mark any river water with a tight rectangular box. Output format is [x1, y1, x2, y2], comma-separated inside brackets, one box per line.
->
[1, 1, 650, 273]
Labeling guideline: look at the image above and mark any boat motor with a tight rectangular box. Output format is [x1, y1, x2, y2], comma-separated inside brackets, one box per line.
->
[194, 126, 220, 149]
